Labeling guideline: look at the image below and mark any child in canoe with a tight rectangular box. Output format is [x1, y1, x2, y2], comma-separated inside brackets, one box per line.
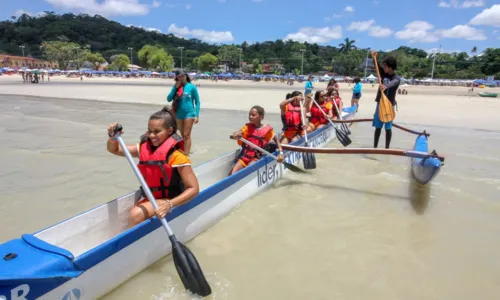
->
[307, 90, 333, 132]
[229, 105, 284, 176]
[328, 89, 343, 120]
[279, 91, 309, 144]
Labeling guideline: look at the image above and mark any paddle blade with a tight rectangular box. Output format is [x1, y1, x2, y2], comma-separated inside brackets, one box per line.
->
[378, 95, 395, 123]
[284, 162, 308, 173]
[171, 237, 212, 297]
[336, 127, 352, 147]
[302, 143, 317, 170]
[342, 123, 351, 135]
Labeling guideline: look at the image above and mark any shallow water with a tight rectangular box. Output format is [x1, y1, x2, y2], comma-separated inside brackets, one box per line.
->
[1, 95, 499, 300]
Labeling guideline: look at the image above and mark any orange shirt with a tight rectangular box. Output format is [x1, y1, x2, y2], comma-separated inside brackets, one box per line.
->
[237, 124, 275, 146]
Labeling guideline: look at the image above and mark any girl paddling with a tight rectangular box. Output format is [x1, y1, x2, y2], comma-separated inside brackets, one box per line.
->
[107, 106, 199, 228]
[229, 106, 284, 176]
[279, 91, 308, 144]
[307, 90, 333, 132]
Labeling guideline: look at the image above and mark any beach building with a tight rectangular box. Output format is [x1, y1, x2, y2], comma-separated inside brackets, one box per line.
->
[0, 54, 58, 69]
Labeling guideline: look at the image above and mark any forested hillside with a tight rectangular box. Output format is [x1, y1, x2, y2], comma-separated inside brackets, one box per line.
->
[1, 12, 499, 78]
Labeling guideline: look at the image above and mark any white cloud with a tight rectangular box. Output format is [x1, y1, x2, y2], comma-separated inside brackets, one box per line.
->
[396, 20, 487, 42]
[344, 6, 354, 12]
[348, 19, 393, 38]
[152, 0, 161, 8]
[44, 0, 149, 17]
[284, 26, 343, 44]
[185, 4, 191, 9]
[13, 9, 47, 17]
[439, 24, 486, 40]
[438, 0, 485, 8]
[126, 24, 161, 33]
[395, 21, 440, 42]
[168, 24, 234, 43]
[469, 4, 500, 27]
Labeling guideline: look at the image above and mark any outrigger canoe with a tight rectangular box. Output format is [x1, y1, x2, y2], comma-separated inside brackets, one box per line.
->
[0, 106, 357, 300]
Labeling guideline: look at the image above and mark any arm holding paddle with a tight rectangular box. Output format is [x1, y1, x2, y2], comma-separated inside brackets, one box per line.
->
[106, 122, 139, 157]
[230, 130, 284, 163]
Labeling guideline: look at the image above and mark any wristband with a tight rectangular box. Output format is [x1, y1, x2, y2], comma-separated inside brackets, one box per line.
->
[108, 137, 117, 143]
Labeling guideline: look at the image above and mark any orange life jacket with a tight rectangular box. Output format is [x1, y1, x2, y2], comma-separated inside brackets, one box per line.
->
[137, 133, 185, 199]
[239, 123, 272, 165]
[282, 103, 302, 131]
[309, 101, 329, 125]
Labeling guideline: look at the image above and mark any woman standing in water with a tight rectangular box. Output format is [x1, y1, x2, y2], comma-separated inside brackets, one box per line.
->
[167, 72, 200, 155]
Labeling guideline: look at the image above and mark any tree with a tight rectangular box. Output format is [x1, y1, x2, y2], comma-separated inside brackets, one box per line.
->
[217, 45, 241, 71]
[41, 41, 81, 70]
[84, 52, 106, 70]
[108, 54, 129, 71]
[338, 38, 357, 53]
[197, 53, 218, 71]
[138, 45, 174, 71]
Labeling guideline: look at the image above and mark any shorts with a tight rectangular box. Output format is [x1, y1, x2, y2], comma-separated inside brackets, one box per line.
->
[281, 129, 303, 140]
[238, 158, 258, 167]
[352, 93, 361, 99]
[312, 120, 327, 128]
[372, 102, 395, 130]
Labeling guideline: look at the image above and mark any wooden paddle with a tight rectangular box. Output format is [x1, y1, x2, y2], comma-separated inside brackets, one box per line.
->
[299, 98, 317, 169]
[311, 98, 352, 147]
[329, 118, 431, 136]
[372, 51, 396, 123]
[231, 136, 307, 173]
[114, 125, 212, 297]
[281, 144, 445, 162]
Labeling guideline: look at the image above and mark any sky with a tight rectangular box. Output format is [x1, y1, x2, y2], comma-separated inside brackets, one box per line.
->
[3, 0, 500, 53]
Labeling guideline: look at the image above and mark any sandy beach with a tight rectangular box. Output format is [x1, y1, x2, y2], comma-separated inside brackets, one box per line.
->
[1, 74, 500, 300]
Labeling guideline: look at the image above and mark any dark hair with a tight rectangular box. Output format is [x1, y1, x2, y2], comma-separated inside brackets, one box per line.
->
[174, 71, 191, 83]
[149, 106, 177, 132]
[290, 91, 302, 97]
[382, 56, 397, 70]
[353, 77, 360, 83]
[286, 93, 292, 99]
[314, 90, 323, 101]
[250, 105, 265, 119]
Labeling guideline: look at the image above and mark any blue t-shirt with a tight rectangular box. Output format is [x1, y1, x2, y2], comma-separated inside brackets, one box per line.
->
[304, 81, 313, 95]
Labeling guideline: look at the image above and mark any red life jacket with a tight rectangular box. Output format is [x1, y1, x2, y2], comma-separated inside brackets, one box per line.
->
[309, 101, 329, 125]
[137, 133, 185, 200]
[239, 123, 273, 165]
[282, 103, 302, 131]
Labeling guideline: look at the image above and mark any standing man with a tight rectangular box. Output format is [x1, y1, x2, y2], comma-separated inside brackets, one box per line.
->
[372, 51, 400, 149]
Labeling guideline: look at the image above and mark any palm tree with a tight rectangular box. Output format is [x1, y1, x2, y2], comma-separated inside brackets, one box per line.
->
[471, 46, 477, 55]
[338, 38, 357, 53]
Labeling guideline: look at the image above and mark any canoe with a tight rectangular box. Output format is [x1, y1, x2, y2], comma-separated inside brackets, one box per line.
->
[0, 105, 358, 300]
[411, 133, 442, 185]
[477, 92, 498, 98]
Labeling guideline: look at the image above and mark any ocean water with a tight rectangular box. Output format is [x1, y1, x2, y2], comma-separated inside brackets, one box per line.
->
[1, 95, 499, 300]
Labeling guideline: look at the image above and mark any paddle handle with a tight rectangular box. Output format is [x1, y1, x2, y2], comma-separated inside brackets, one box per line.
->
[330, 96, 343, 120]
[311, 98, 339, 129]
[230, 135, 279, 160]
[298, 99, 310, 144]
[114, 126, 174, 237]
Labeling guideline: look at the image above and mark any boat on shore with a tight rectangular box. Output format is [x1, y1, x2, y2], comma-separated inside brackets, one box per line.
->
[477, 92, 498, 98]
[0, 105, 358, 300]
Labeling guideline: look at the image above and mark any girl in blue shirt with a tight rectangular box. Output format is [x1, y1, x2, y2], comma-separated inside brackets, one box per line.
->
[351, 77, 362, 112]
[167, 72, 200, 155]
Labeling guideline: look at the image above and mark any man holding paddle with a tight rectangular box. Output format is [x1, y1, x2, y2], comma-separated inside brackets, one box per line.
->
[372, 51, 400, 149]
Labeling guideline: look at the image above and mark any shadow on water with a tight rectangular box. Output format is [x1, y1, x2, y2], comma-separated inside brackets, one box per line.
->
[408, 170, 431, 215]
[278, 179, 410, 202]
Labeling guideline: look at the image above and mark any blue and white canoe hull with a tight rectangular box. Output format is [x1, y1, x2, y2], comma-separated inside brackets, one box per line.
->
[411, 134, 442, 185]
[0, 106, 357, 300]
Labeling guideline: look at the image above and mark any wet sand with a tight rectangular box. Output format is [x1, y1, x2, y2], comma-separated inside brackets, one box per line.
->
[1, 76, 500, 300]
